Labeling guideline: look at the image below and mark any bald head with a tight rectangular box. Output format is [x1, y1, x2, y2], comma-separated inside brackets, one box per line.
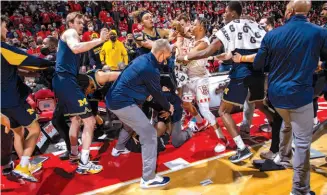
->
[291, 0, 311, 14]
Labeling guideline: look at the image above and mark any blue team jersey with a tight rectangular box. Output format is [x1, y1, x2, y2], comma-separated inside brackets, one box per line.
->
[1, 42, 54, 108]
[55, 39, 80, 77]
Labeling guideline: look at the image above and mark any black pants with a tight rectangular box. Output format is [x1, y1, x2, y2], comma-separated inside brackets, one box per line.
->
[270, 111, 283, 153]
[1, 126, 13, 165]
[313, 97, 319, 118]
[52, 105, 71, 152]
[266, 100, 283, 153]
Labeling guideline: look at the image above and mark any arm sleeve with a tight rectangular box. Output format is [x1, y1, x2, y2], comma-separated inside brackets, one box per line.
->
[253, 34, 269, 71]
[144, 70, 170, 111]
[1, 42, 55, 69]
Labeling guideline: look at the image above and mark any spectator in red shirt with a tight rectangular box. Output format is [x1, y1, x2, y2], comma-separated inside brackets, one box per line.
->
[10, 10, 23, 27]
[22, 12, 33, 29]
[99, 7, 108, 23]
[37, 25, 51, 39]
[73, 2, 82, 12]
[103, 13, 114, 28]
[27, 37, 41, 56]
[82, 22, 99, 42]
[16, 24, 32, 41]
[40, 10, 51, 25]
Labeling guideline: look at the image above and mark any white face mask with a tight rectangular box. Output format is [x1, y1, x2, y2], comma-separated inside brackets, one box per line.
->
[121, 31, 127, 36]
[88, 26, 94, 31]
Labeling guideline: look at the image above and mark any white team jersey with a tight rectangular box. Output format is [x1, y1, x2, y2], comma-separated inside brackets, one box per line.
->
[185, 37, 210, 79]
[215, 19, 266, 53]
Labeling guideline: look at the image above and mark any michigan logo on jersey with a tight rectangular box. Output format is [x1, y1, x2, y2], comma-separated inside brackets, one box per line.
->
[78, 98, 88, 107]
[27, 108, 35, 115]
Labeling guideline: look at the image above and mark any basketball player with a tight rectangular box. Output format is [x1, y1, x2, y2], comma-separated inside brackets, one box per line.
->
[52, 12, 109, 174]
[175, 17, 227, 153]
[177, 1, 266, 163]
[1, 15, 54, 181]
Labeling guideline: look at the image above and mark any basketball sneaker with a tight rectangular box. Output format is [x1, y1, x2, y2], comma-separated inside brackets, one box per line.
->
[140, 175, 170, 189]
[76, 161, 103, 174]
[214, 138, 229, 153]
[229, 147, 253, 163]
[12, 164, 38, 182]
[111, 147, 130, 157]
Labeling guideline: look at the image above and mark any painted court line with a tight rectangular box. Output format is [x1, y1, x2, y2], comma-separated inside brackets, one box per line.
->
[81, 142, 265, 195]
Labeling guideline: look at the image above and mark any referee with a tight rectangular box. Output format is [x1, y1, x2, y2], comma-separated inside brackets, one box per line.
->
[253, 1, 327, 195]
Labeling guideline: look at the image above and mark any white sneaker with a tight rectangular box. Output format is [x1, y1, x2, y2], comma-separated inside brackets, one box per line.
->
[140, 175, 170, 189]
[214, 139, 228, 153]
[111, 147, 130, 157]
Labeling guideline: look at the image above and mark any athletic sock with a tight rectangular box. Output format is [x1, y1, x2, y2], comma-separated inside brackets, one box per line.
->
[214, 127, 225, 139]
[71, 145, 79, 156]
[233, 135, 246, 150]
[20, 156, 30, 168]
[195, 114, 203, 123]
[81, 149, 90, 165]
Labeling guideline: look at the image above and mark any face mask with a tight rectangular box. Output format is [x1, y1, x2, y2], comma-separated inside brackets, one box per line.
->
[42, 27, 46, 31]
[110, 36, 117, 42]
[13, 42, 20, 47]
[128, 39, 133, 43]
[159, 53, 168, 65]
[37, 40, 43, 45]
[40, 47, 50, 56]
[121, 31, 127, 36]
[88, 26, 94, 31]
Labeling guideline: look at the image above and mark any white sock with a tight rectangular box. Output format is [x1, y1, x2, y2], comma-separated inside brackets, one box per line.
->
[233, 135, 246, 150]
[20, 156, 30, 167]
[71, 145, 79, 156]
[313, 117, 318, 124]
[215, 128, 225, 139]
[81, 149, 90, 165]
[195, 114, 203, 123]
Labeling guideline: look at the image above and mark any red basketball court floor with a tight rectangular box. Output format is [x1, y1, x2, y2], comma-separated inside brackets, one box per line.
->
[1, 98, 327, 195]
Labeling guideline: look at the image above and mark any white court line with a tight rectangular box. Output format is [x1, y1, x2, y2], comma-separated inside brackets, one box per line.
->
[81, 142, 265, 195]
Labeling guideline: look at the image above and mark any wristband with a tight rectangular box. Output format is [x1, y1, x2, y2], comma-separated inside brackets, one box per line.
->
[184, 55, 189, 61]
[240, 55, 247, 63]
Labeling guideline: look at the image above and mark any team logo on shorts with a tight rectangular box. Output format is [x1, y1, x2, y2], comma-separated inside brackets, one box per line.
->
[199, 85, 209, 95]
[78, 98, 89, 107]
[27, 108, 35, 115]
[224, 88, 229, 95]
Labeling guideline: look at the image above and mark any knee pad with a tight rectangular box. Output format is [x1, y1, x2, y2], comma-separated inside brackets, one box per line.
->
[198, 103, 216, 126]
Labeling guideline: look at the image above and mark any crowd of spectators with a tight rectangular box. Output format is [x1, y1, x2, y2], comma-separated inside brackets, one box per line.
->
[1, 1, 325, 69]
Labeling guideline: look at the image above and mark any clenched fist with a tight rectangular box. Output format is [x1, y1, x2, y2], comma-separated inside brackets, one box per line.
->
[100, 28, 110, 42]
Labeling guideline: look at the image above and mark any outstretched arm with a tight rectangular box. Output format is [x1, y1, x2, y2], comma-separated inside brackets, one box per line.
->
[232, 53, 257, 63]
[176, 39, 223, 62]
[64, 28, 109, 54]
[95, 71, 121, 86]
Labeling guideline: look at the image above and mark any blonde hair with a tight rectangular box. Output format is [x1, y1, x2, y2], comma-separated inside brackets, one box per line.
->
[66, 12, 83, 28]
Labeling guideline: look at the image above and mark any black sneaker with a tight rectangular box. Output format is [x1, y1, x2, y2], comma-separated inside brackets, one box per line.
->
[59, 151, 70, 161]
[229, 147, 253, 163]
[2, 161, 14, 176]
